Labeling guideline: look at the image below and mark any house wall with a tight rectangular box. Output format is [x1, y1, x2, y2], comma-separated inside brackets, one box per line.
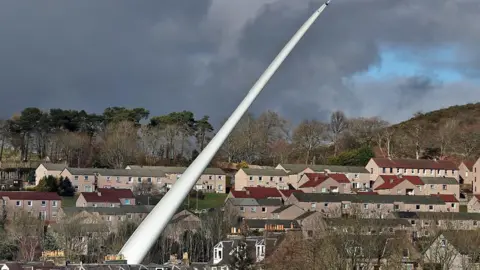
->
[366, 159, 459, 182]
[459, 163, 473, 185]
[472, 158, 480, 193]
[299, 177, 351, 194]
[60, 170, 96, 193]
[467, 197, 480, 213]
[236, 204, 282, 219]
[422, 183, 460, 199]
[423, 235, 465, 270]
[374, 180, 421, 196]
[234, 169, 288, 191]
[35, 165, 62, 186]
[287, 168, 314, 189]
[0, 198, 61, 221]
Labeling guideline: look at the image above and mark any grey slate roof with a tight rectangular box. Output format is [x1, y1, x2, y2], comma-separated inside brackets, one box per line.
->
[308, 165, 369, 173]
[241, 168, 288, 176]
[420, 177, 458, 185]
[293, 193, 445, 205]
[325, 218, 411, 227]
[271, 205, 293, 213]
[62, 205, 154, 215]
[227, 198, 259, 206]
[64, 168, 166, 177]
[277, 164, 310, 174]
[256, 198, 284, 206]
[392, 211, 480, 220]
[42, 163, 67, 171]
[294, 211, 319, 220]
[127, 165, 225, 175]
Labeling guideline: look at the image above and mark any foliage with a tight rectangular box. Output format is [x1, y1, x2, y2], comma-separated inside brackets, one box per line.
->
[36, 175, 59, 192]
[229, 240, 254, 270]
[237, 161, 249, 169]
[58, 177, 76, 196]
[327, 146, 375, 166]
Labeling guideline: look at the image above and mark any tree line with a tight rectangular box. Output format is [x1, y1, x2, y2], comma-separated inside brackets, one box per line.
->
[1, 106, 479, 170]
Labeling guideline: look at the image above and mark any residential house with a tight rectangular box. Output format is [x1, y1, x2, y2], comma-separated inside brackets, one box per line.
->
[275, 164, 315, 187]
[0, 191, 61, 221]
[270, 204, 306, 220]
[126, 165, 227, 193]
[431, 194, 459, 212]
[60, 168, 103, 192]
[231, 219, 300, 234]
[35, 163, 67, 185]
[390, 212, 480, 237]
[459, 161, 475, 185]
[373, 175, 460, 199]
[324, 218, 412, 235]
[298, 172, 351, 194]
[211, 235, 283, 268]
[366, 157, 459, 181]
[423, 230, 480, 270]
[224, 198, 283, 219]
[466, 195, 480, 213]
[228, 187, 302, 203]
[308, 165, 371, 190]
[96, 168, 167, 191]
[285, 193, 452, 218]
[294, 211, 325, 238]
[234, 168, 289, 191]
[471, 157, 480, 193]
[76, 188, 135, 207]
[164, 209, 202, 241]
[60, 205, 154, 230]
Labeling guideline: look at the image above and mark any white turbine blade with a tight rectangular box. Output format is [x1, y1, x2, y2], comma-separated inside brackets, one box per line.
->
[119, 2, 332, 264]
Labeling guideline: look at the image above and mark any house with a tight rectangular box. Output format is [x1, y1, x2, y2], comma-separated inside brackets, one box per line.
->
[224, 198, 283, 219]
[324, 218, 412, 235]
[366, 157, 458, 181]
[431, 194, 459, 212]
[35, 163, 67, 185]
[60, 205, 154, 229]
[459, 161, 475, 185]
[76, 188, 135, 207]
[228, 187, 302, 203]
[60, 167, 103, 192]
[390, 212, 480, 237]
[270, 204, 306, 220]
[0, 191, 61, 221]
[211, 235, 283, 268]
[466, 195, 480, 213]
[285, 193, 452, 218]
[298, 173, 351, 193]
[126, 165, 227, 193]
[231, 219, 301, 234]
[373, 175, 460, 199]
[423, 230, 480, 270]
[234, 168, 289, 191]
[164, 209, 202, 241]
[96, 168, 167, 191]
[471, 158, 480, 194]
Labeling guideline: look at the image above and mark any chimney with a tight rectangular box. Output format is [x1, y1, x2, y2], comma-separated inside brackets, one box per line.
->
[390, 179, 394, 184]
[97, 191, 101, 196]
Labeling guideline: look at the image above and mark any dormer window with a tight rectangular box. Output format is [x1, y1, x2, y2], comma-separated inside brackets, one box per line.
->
[213, 243, 223, 264]
[256, 244, 266, 259]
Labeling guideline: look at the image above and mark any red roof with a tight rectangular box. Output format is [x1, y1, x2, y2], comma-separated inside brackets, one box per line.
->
[0, 191, 61, 201]
[462, 161, 475, 171]
[279, 189, 303, 197]
[244, 187, 282, 199]
[81, 188, 134, 203]
[299, 173, 350, 188]
[375, 175, 424, 190]
[230, 190, 249, 198]
[372, 158, 458, 170]
[431, 194, 458, 203]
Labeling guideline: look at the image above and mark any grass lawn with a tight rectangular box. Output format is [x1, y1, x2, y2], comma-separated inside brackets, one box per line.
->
[184, 193, 227, 210]
[460, 204, 468, 213]
[61, 194, 79, 207]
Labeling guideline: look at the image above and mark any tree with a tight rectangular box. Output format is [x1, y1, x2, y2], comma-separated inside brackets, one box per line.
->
[195, 115, 214, 151]
[36, 175, 59, 192]
[292, 120, 327, 164]
[229, 240, 254, 270]
[99, 121, 139, 168]
[7, 209, 45, 261]
[103, 107, 150, 125]
[58, 177, 75, 196]
[327, 146, 374, 166]
[329, 111, 348, 156]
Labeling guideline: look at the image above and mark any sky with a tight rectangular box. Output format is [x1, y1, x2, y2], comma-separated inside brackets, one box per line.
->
[0, 0, 479, 126]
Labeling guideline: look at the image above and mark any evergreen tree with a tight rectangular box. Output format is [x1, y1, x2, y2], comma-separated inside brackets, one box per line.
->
[58, 177, 75, 196]
[36, 175, 59, 192]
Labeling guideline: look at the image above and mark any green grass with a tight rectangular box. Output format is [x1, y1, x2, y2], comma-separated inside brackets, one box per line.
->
[61, 194, 79, 207]
[184, 193, 228, 210]
[460, 205, 468, 213]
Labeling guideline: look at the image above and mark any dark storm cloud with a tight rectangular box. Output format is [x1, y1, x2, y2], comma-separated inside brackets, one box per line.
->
[0, 0, 479, 125]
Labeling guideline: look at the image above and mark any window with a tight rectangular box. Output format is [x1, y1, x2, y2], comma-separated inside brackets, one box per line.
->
[382, 168, 386, 173]
[396, 168, 400, 173]
[249, 176, 253, 181]
[259, 176, 262, 181]
[363, 204, 368, 210]
[218, 184, 223, 191]
[324, 203, 328, 207]
[110, 204, 115, 207]
[74, 175, 79, 181]
[411, 169, 414, 174]
[389, 168, 393, 173]
[137, 177, 142, 183]
[311, 203, 317, 209]
[416, 205, 420, 210]
[128, 177, 133, 182]
[370, 168, 373, 174]
[451, 203, 456, 208]
[262, 207, 267, 213]
[106, 176, 111, 181]
[41, 201, 46, 207]
[214, 246, 223, 261]
[93, 203, 97, 207]
[321, 187, 327, 193]
[377, 204, 381, 209]
[279, 177, 283, 182]
[442, 184, 447, 190]
[342, 203, 349, 209]
[124, 199, 130, 205]
[475, 221, 478, 226]
[270, 176, 274, 181]
[218, 176, 222, 179]
[116, 176, 121, 183]
[402, 248, 409, 258]
[251, 207, 256, 213]
[240, 206, 245, 212]
[84, 175, 89, 180]
[84, 185, 92, 192]
[52, 201, 57, 207]
[440, 239, 446, 247]
[156, 178, 161, 183]
[429, 205, 434, 211]
[209, 176, 212, 180]
[354, 174, 359, 178]
[147, 178, 152, 183]
[430, 184, 435, 190]
[27, 201, 32, 206]
[411, 220, 415, 225]
[394, 204, 399, 210]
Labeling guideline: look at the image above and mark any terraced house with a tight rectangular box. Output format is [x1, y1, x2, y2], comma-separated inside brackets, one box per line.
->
[234, 168, 289, 190]
[373, 175, 460, 199]
[76, 188, 135, 207]
[366, 157, 459, 181]
[35, 162, 67, 185]
[0, 191, 61, 221]
[285, 193, 453, 218]
[126, 165, 227, 193]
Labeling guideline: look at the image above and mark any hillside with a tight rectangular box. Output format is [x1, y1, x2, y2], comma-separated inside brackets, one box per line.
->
[384, 103, 480, 161]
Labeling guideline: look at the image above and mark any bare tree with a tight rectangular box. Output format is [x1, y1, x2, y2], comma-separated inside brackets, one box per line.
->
[7, 210, 45, 261]
[292, 120, 327, 164]
[133, 181, 160, 195]
[377, 126, 395, 158]
[346, 117, 389, 147]
[329, 111, 348, 156]
[436, 119, 458, 158]
[138, 125, 166, 164]
[99, 121, 139, 168]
